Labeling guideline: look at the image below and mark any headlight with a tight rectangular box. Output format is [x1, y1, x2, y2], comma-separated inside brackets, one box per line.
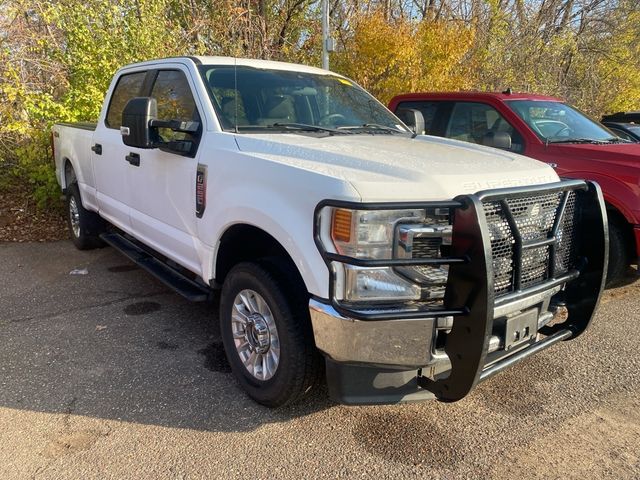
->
[318, 205, 452, 306]
[331, 208, 424, 259]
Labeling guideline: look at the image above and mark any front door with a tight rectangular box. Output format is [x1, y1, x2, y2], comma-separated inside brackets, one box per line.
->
[125, 67, 204, 275]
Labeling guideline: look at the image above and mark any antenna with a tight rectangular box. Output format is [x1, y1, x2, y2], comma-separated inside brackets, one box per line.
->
[234, 57, 239, 134]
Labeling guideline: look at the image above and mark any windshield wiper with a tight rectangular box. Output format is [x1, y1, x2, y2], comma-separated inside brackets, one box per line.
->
[339, 124, 409, 135]
[548, 137, 620, 144]
[270, 123, 353, 135]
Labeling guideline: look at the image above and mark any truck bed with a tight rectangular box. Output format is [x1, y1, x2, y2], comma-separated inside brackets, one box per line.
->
[55, 121, 97, 131]
[52, 122, 99, 211]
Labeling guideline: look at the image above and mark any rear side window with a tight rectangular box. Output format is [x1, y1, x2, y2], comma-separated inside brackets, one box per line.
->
[150, 70, 201, 142]
[105, 72, 146, 129]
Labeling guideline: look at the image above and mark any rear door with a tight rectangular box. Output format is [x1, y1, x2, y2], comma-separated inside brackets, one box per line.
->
[92, 70, 148, 230]
[125, 67, 205, 274]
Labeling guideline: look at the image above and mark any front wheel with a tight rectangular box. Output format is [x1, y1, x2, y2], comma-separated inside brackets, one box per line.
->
[219, 260, 322, 407]
[66, 183, 105, 250]
[606, 220, 631, 287]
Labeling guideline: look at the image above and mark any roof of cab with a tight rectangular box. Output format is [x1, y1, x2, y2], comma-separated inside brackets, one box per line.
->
[119, 56, 336, 76]
[390, 91, 564, 106]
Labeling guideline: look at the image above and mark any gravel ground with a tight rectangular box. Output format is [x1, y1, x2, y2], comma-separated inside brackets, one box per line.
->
[0, 241, 638, 479]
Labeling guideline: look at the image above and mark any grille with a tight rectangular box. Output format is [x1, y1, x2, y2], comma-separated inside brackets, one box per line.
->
[396, 237, 448, 300]
[412, 237, 442, 258]
[483, 191, 578, 296]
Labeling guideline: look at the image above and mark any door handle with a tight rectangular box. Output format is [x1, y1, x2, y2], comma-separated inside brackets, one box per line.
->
[91, 144, 102, 155]
[126, 152, 140, 167]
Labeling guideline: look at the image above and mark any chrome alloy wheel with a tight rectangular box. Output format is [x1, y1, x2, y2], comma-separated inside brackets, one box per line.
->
[69, 196, 81, 238]
[231, 289, 280, 381]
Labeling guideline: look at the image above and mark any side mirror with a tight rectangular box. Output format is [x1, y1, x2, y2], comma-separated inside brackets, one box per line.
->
[121, 97, 200, 156]
[483, 131, 512, 150]
[395, 108, 425, 135]
[121, 97, 158, 148]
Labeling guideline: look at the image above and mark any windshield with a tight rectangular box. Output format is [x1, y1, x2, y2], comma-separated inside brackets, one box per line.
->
[506, 100, 618, 143]
[626, 125, 640, 136]
[198, 65, 408, 134]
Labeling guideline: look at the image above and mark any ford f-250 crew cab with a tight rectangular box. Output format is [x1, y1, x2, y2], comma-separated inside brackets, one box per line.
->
[53, 57, 607, 407]
[389, 91, 639, 285]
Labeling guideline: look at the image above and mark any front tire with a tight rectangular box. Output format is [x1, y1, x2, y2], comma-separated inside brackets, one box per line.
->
[606, 219, 631, 287]
[66, 183, 105, 250]
[219, 260, 321, 407]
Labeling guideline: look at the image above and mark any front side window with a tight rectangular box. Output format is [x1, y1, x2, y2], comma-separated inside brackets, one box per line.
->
[506, 100, 618, 143]
[106, 71, 146, 129]
[199, 65, 409, 135]
[150, 70, 201, 143]
[445, 102, 523, 152]
[627, 125, 640, 137]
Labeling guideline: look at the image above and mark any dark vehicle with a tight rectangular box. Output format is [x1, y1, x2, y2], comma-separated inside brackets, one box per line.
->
[603, 111, 640, 123]
[603, 122, 640, 142]
[602, 112, 640, 143]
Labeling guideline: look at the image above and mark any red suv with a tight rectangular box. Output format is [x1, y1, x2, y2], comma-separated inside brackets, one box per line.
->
[389, 92, 640, 284]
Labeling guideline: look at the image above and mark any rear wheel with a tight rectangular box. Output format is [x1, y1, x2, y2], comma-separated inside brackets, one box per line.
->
[66, 183, 105, 250]
[606, 219, 631, 287]
[219, 260, 322, 407]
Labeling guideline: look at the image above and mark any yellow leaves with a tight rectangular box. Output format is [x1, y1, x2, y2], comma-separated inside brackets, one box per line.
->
[333, 11, 476, 103]
[415, 20, 476, 92]
[333, 12, 416, 102]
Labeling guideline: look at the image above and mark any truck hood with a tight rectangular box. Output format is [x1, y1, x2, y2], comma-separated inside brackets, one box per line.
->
[235, 133, 558, 201]
[548, 143, 640, 169]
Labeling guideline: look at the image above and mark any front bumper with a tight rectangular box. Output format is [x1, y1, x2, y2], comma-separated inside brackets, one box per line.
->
[310, 282, 561, 369]
[309, 300, 435, 368]
[311, 180, 608, 405]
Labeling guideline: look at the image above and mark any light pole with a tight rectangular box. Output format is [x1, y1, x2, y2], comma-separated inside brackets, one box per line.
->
[321, 0, 333, 70]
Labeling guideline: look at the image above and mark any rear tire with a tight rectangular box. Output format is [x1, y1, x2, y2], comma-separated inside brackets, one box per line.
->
[606, 219, 631, 287]
[66, 183, 105, 250]
[219, 260, 322, 407]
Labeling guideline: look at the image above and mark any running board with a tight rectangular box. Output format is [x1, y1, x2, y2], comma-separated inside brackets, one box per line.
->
[100, 233, 211, 302]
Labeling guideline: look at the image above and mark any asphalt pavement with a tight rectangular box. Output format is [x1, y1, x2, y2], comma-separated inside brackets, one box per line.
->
[0, 241, 638, 479]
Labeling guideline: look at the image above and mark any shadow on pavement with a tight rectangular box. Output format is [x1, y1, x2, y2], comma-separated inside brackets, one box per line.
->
[0, 241, 333, 433]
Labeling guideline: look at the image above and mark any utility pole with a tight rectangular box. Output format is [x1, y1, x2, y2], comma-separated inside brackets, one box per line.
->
[321, 0, 334, 70]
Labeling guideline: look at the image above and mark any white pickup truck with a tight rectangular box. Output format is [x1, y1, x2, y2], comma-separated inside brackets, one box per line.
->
[53, 56, 608, 407]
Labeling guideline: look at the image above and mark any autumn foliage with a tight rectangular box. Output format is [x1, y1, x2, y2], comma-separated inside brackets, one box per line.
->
[333, 14, 476, 103]
[1, 0, 639, 207]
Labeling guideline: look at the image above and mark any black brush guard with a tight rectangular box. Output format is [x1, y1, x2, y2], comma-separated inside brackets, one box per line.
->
[314, 180, 608, 402]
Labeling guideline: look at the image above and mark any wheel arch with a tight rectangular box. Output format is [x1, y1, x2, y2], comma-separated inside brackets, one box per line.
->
[213, 223, 308, 295]
[563, 171, 638, 225]
[62, 157, 77, 192]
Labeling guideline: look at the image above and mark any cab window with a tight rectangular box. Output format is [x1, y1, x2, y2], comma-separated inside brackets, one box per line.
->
[150, 70, 201, 143]
[446, 102, 523, 152]
[394, 101, 441, 135]
[105, 71, 146, 129]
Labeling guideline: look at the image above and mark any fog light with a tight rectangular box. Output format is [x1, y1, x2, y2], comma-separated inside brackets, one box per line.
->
[343, 265, 421, 303]
[549, 305, 569, 327]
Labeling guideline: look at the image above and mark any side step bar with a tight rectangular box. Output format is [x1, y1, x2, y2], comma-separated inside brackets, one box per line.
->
[100, 233, 211, 302]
